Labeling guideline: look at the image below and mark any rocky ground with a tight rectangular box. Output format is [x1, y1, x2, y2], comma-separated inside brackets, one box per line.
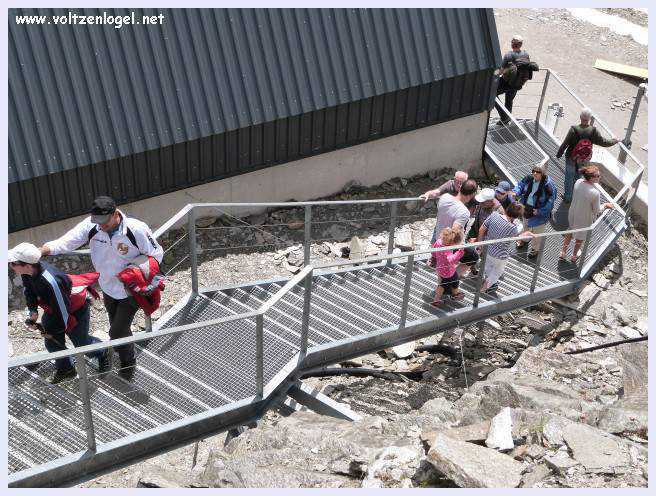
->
[7, 7, 648, 489]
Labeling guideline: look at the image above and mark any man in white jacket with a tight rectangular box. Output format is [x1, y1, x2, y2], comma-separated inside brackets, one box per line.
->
[40, 196, 163, 380]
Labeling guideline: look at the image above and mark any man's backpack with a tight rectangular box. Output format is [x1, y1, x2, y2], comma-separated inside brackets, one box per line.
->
[570, 127, 594, 164]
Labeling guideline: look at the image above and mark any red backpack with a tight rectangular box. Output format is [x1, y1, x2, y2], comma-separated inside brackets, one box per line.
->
[570, 127, 593, 164]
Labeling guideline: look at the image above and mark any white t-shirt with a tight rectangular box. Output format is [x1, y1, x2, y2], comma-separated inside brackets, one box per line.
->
[436, 194, 470, 237]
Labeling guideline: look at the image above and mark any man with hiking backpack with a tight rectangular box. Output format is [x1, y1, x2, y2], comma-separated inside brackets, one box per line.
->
[556, 108, 621, 202]
[495, 35, 539, 125]
[40, 196, 163, 380]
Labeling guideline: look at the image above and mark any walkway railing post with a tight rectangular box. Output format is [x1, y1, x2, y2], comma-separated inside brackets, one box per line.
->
[387, 202, 398, 265]
[578, 230, 593, 278]
[255, 314, 264, 400]
[299, 269, 313, 361]
[74, 355, 96, 452]
[399, 254, 414, 329]
[535, 70, 550, 135]
[472, 246, 488, 308]
[304, 205, 312, 266]
[625, 169, 643, 219]
[188, 206, 198, 295]
[529, 239, 545, 293]
[618, 83, 646, 165]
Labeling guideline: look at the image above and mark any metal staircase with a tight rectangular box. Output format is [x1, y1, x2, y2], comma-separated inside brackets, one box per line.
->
[7, 69, 643, 487]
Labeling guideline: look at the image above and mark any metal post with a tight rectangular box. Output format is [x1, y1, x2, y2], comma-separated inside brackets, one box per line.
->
[187, 207, 198, 295]
[145, 314, 152, 332]
[387, 202, 398, 265]
[625, 170, 643, 220]
[299, 269, 312, 361]
[304, 205, 312, 266]
[472, 246, 487, 308]
[578, 230, 592, 277]
[529, 240, 545, 292]
[619, 83, 646, 165]
[74, 355, 96, 451]
[535, 70, 550, 135]
[399, 254, 414, 329]
[255, 314, 264, 399]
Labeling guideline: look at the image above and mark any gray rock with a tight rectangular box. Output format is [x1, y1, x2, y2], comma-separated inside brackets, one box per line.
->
[619, 326, 641, 339]
[361, 445, 421, 488]
[426, 433, 524, 488]
[394, 230, 414, 251]
[520, 463, 552, 487]
[562, 423, 630, 473]
[544, 451, 579, 474]
[486, 407, 514, 451]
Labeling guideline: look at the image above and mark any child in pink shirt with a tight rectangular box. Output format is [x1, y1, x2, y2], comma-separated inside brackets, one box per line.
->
[431, 227, 465, 305]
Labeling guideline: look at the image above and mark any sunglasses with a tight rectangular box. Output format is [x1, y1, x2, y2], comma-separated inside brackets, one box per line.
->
[532, 170, 542, 174]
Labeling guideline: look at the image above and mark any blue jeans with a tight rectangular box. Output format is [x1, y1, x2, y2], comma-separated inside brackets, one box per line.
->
[563, 156, 583, 201]
[43, 301, 105, 371]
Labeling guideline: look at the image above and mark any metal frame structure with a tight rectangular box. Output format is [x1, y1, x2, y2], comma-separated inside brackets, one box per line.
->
[7, 69, 644, 488]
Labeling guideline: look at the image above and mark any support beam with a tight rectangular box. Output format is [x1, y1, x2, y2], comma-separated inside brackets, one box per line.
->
[287, 381, 362, 422]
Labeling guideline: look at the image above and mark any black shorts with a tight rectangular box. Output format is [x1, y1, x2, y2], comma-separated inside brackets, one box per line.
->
[460, 247, 480, 266]
[439, 273, 460, 294]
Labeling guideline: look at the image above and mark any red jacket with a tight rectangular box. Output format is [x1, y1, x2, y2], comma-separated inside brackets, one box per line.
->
[38, 272, 100, 332]
[117, 256, 165, 316]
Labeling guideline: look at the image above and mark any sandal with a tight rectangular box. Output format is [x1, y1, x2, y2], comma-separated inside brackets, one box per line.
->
[570, 256, 579, 263]
[559, 250, 567, 260]
[451, 292, 465, 301]
[431, 299, 444, 307]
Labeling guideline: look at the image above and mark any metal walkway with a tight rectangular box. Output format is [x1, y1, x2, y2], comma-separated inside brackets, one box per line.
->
[7, 70, 642, 487]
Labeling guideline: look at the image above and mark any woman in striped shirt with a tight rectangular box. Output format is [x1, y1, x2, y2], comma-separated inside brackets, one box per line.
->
[477, 202, 534, 293]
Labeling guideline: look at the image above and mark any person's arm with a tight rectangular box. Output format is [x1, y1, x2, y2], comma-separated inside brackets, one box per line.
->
[537, 184, 557, 218]
[512, 178, 526, 198]
[446, 249, 465, 264]
[22, 276, 39, 316]
[591, 127, 619, 148]
[132, 221, 164, 264]
[477, 224, 488, 243]
[556, 127, 575, 158]
[41, 220, 91, 256]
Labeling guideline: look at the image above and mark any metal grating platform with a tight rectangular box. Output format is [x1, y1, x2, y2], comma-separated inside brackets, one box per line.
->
[8, 118, 629, 488]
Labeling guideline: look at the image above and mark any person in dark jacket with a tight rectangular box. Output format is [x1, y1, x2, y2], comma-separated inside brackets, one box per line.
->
[556, 108, 620, 202]
[512, 165, 557, 258]
[495, 35, 535, 124]
[8, 243, 110, 383]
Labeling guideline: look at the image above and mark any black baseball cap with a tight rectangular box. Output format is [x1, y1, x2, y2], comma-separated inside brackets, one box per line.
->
[90, 196, 117, 224]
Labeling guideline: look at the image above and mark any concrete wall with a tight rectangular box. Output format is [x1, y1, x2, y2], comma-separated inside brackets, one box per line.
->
[9, 111, 488, 247]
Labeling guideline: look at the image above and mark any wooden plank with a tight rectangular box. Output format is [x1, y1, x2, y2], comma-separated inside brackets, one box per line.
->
[594, 59, 648, 80]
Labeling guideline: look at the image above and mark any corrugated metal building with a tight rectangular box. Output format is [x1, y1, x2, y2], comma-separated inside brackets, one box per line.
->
[9, 8, 501, 232]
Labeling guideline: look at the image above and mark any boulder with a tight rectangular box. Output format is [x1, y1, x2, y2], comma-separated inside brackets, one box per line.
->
[485, 407, 514, 451]
[361, 445, 422, 488]
[426, 433, 524, 487]
[520, 463, 552, 487]
[562, 423, 631, 473]
[544, 450, 579, 474]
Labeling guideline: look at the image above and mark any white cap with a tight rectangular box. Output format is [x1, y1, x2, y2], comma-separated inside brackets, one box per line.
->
[8, 243, 42, 264]
[512, 35, 523, 43]
[475, 188, 496, 203]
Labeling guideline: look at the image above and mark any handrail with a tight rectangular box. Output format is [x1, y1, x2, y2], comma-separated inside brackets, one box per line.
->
[8, 201, 619, 370]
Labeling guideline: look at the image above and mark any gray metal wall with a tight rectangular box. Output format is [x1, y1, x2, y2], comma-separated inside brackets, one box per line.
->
[9, 8, 501, 231]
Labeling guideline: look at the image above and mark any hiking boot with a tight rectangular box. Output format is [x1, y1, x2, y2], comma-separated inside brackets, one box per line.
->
[97, 350, 112, 374]
[51, 367, 76, 384]
[118, 360, 137, 381]
[485, 283, 499, 293]
[527, 250, 539, 259]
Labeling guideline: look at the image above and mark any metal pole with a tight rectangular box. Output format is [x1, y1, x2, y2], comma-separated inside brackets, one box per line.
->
[304, 205, 312, 266]
[387, 202, 398, 265]
[399, 254, 414, 329]
[578, 230, 592, 277]
[472, 246, 488, 308]
[145, 314, 152, 332]
[299, 269, 312, 361]
[74, 355, 96, 451]
[529, 240, 545, 292]
[625, 169, 643, 219]
[535, 70, 550, 135]
[255, 314, 264, 399]
[187, 207, 198, 295]
[618, 83, 646, 164]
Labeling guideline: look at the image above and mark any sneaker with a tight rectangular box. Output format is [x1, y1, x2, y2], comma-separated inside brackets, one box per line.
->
[51, 367, 76, 384]
[118, 360, 136, 381]
[97, 350, 112, 374]
[485, 283, 499, 293]
[469, 265, 479, 276]
[527, 251, 538, 259]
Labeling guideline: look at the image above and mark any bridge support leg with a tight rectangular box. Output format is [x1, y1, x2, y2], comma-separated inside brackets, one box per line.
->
[287, 381, 362, 422]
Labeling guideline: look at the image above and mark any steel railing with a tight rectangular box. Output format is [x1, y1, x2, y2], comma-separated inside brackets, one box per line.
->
[8, 68, 643, 467]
